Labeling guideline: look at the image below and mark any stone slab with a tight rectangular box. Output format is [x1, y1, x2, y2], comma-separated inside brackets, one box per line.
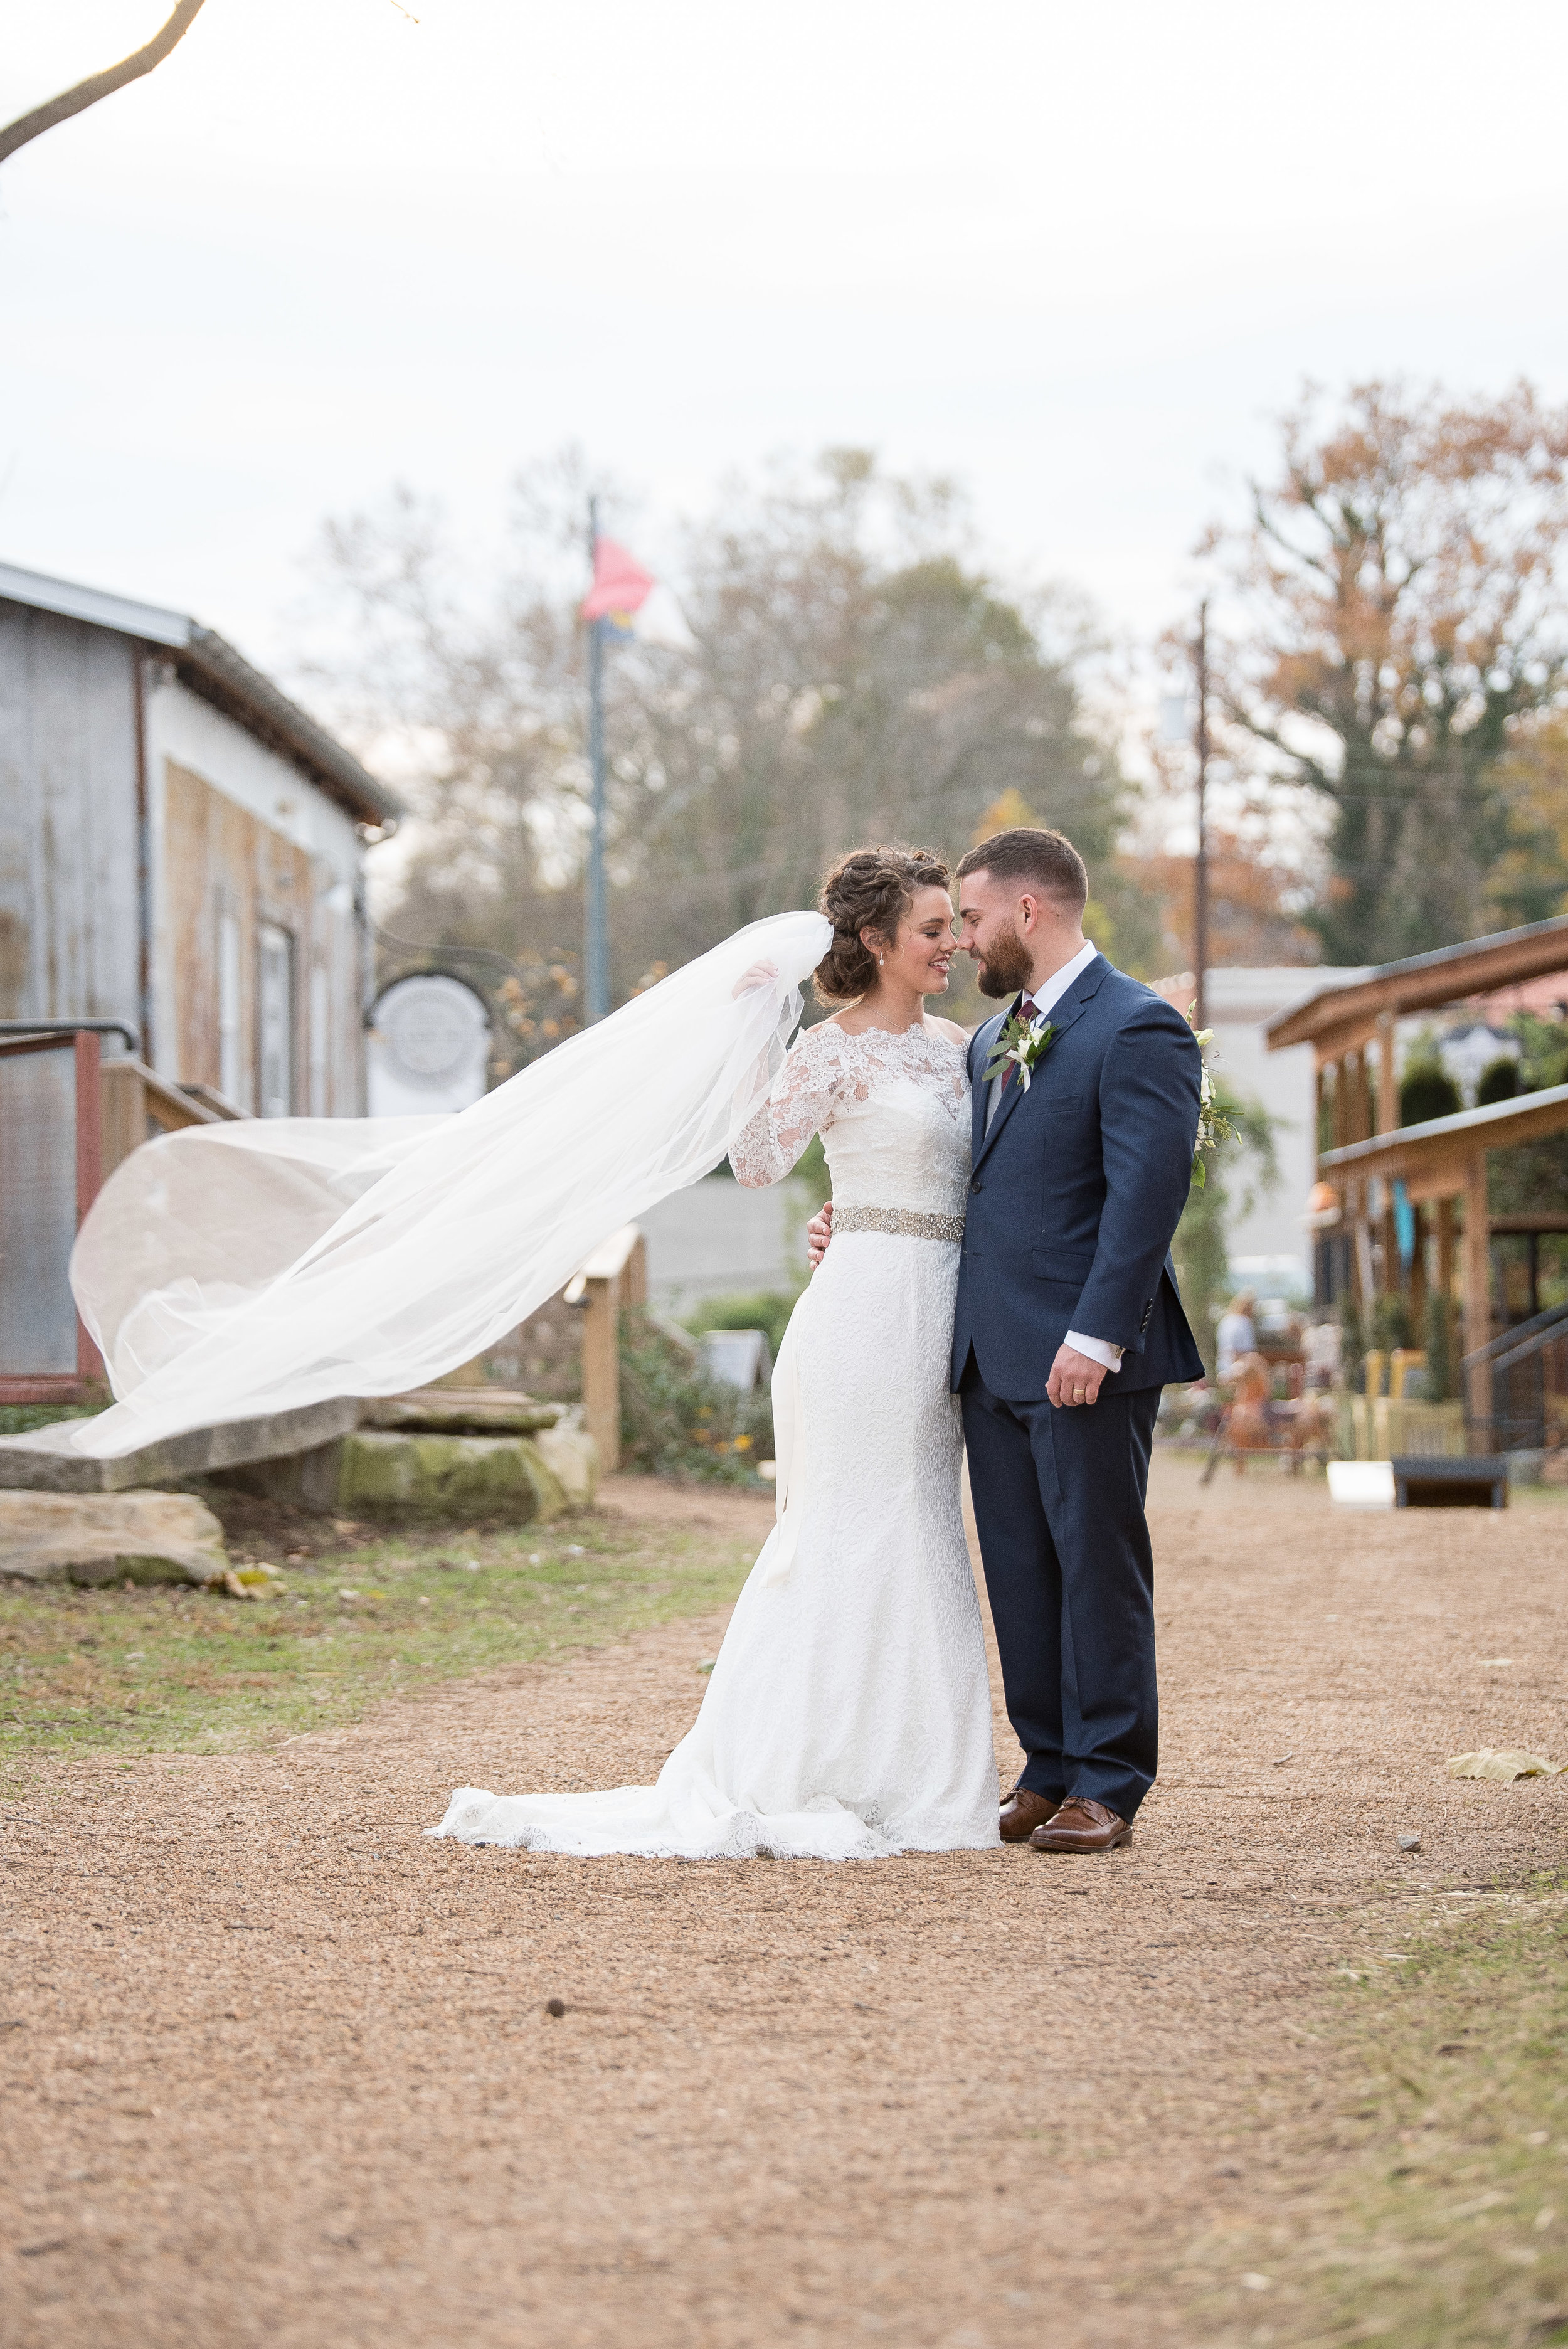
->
[337, 1430, 568, 1520]
[531, 1426, 599, 1509]
[0, 1490, 228, 1584]
[0, 1397, 363, 1494]
[359, 1389, 564, 1435]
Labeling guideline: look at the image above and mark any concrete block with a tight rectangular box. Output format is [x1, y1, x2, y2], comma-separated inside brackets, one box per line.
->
[0, 1490, 227, 1584]
[0, 1397, 362, 1494]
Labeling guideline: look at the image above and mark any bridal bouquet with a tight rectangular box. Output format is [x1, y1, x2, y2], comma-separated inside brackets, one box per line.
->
[1188, 1007, 1236, 1187]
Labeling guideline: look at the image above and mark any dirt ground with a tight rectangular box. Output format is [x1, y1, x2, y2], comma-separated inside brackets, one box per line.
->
[3, 1456, 1566, 2348]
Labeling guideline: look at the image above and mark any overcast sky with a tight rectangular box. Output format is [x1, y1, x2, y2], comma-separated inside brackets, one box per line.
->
[3, 1, 1566, 685]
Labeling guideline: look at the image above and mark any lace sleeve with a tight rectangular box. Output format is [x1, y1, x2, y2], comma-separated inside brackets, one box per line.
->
[730, 1025, 845, 1188]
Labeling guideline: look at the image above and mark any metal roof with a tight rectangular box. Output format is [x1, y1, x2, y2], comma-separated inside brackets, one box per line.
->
[1320, 1080, 1568, 1186]
[1265, 911, 1568, 1055]
[0, 558, 400, 829]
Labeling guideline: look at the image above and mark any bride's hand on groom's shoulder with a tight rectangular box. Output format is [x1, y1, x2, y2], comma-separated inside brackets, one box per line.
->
[733, 959, 779, 999]
[807, 1200, 834, 1268]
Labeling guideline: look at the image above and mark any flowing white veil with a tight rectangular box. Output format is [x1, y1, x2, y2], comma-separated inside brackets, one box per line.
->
[70, 911, 832, 1459]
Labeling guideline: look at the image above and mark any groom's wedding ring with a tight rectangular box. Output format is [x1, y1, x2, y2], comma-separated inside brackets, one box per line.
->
[831, 1205, 966, 1243]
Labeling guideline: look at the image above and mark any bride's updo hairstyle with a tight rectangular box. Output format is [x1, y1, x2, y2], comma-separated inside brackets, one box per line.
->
[813, 844, 950, 1007]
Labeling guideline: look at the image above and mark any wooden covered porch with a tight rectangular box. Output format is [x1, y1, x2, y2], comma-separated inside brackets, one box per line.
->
[1266, 913, 1568, 1441]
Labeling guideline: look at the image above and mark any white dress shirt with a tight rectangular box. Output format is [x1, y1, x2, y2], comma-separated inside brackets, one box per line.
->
[982, 938, 1123, 1377]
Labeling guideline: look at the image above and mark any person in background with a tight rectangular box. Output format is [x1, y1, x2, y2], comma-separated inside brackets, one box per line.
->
[1216, 1288, 1258, 1380]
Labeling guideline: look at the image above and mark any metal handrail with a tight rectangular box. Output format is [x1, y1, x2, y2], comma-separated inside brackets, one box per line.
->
[0, 1016, 141, 1054]
[1485, 1316, 1568, 1381]
[1461, 1295, 1568, 1371]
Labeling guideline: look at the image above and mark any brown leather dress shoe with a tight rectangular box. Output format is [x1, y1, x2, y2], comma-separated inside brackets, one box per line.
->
[1028, 1797, 1132, 1853]
[999, 1788, 1061, 1844]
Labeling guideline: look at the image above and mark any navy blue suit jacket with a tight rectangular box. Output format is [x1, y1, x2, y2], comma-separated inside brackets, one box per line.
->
[950, 955, 1206, 1400]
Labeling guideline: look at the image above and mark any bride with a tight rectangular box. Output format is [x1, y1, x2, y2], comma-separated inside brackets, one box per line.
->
[433, 845, 1000, 1859]
[66, 844, 1000, 1860]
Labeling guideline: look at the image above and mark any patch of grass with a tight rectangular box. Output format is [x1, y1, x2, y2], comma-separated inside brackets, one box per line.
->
[0, 1404, 100, 1436]
[1192, 1882, 1568, 2345]
[0, 1506, 758, 1778]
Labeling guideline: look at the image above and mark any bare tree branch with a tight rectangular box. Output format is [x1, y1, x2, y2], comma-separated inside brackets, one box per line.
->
[0, 0, 210, 169]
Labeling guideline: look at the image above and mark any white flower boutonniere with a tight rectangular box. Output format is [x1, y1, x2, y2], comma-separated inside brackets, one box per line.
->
[980, 1006, 1057, 1094]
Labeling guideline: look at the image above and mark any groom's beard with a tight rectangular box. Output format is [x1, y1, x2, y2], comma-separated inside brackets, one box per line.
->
[975, 930, 1035, 1000]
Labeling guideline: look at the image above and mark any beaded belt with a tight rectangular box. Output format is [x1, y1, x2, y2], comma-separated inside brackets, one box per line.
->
[833, 1205, 966, 1243]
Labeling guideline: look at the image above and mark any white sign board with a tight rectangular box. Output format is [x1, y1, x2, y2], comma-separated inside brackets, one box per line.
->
[368, 975, 490, 1116]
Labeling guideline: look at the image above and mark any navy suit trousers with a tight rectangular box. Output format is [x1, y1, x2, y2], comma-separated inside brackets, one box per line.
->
[959, 1349, 1160, 1822]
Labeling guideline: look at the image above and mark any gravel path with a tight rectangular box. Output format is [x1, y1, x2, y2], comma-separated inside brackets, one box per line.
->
[3, 1460, 1565, 2348]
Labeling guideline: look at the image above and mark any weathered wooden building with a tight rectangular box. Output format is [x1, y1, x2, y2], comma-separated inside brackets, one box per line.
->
[0, 559, 398, 1113]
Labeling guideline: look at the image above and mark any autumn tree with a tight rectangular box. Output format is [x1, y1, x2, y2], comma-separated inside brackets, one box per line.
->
[304, 449, 1152, 1049]
[1210, 380, 1568, 964]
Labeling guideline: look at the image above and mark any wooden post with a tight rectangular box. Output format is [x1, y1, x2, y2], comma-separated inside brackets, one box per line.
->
[1380, 1184, 1399, 1306]
[1463, 1152, 1492, 1442]
[575, 1226, 647, 1475]
[1409, 1200, 1428, 1329]
[1436, 1195, 1455, 1302]
[1376, 1010, 1399, 1134]
[73, 1031, 104, 1384]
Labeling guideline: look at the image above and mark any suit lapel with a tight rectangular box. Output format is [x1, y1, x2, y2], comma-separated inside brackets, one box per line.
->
[970, 1009, 1007, 1167]
[970, 955, 1111, 1175]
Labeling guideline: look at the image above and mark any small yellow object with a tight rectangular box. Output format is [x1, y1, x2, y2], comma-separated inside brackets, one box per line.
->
[1446, 1749, 1566, 1781]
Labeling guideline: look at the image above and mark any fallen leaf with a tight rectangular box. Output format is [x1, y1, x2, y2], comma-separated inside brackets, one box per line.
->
[1446, 1749, 1565, 1781]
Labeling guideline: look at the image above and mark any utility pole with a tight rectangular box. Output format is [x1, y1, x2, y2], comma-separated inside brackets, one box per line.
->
[1193, 598, 1210, 1032]
[584, 495, 610, 1024]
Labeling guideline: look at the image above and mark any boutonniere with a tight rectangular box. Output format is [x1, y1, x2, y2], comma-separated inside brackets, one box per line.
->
[981, 1004, 1057, 1094]
[1186, 1005, 1236, 1187]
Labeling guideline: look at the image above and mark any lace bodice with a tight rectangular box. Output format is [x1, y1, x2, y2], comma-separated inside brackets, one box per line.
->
[731, 1019, 971, 1217]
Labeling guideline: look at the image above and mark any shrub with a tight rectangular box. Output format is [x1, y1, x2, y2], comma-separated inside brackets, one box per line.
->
[1475, 1056, 1525, 1106]
[684, 1288, 803, 1362]
[618, 1306, 773, 1483]
[1399, 1059, 1461, 1126]
[1424, 1288, 1458, 1403]
[1369, 1291, 1412, 1354]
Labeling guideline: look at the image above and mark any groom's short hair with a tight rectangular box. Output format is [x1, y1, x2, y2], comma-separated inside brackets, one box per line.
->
[956, 827, 1088, 913]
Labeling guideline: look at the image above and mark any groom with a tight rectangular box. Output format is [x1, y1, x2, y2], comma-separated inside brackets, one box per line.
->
[811, 826, 1202, 1853]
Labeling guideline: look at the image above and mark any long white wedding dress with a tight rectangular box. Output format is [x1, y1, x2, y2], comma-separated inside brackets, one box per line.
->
[432, 1017, 1000, 1860]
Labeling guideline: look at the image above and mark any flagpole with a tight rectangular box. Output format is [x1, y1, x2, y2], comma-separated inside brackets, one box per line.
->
[585, 494, 609, 1023]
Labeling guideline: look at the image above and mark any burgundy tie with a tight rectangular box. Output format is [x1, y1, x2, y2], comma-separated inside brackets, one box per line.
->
[999, 995, 1039, 1093]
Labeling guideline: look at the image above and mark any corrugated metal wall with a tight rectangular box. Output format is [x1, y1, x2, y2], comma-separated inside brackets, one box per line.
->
[0, 601, 142, 1032]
